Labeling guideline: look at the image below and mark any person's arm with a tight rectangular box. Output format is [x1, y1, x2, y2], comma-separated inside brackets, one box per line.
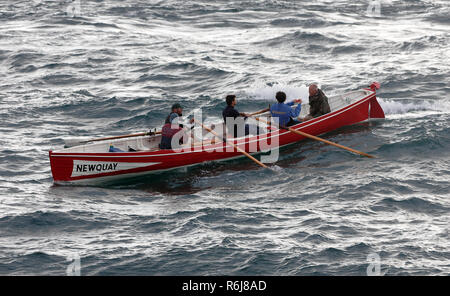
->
[290, 103, 302, 118]
[290, 99, 302, 117]
[320, 91, 331, 114]
[232, 108, 247, 120]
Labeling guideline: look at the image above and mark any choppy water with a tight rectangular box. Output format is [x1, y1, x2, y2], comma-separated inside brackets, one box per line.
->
[0, 0, 449, 275]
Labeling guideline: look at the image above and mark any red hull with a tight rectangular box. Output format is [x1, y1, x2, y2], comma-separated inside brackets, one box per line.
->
[49, 89, 384, 185]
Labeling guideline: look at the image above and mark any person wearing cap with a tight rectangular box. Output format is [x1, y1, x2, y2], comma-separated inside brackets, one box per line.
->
[165, 103, 183, 126]
[160, 103, 193, 149]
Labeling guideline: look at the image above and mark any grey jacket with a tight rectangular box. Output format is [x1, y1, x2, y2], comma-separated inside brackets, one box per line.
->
[309, 89, 331, 117]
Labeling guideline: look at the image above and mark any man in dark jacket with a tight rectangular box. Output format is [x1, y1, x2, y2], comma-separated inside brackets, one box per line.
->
[222, 95, 257, 138]
[222, 95, 248, 121]
[302, 84, 331, 121]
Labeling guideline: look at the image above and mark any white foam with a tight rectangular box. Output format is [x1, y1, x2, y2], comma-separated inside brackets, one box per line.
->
[245, 83, 449, 117]
[246, 83, 311, 102]
[270, 165, 283, 172]
[378, 98, 450, 115]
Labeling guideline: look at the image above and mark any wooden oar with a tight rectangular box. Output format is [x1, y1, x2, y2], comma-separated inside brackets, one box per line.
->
[252, 116, 375, 158]
[193, 119, 268, 168]
[248, 107, 270, 116]
[64, 131, 159, 148]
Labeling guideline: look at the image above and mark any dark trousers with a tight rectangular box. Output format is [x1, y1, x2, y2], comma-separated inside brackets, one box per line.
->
[229, 124, 260, 138]
[286, 118, 301, 127]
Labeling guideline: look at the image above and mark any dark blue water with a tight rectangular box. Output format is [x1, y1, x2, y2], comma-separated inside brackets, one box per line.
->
[0, 0, 449, 275]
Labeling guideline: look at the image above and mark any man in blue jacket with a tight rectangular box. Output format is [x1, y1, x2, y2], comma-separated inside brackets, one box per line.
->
[270, 91, 302, 127]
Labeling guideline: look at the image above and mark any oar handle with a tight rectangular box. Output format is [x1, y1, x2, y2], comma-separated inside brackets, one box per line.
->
[81, 132, 158, 144]
[248, 108, 270, 116]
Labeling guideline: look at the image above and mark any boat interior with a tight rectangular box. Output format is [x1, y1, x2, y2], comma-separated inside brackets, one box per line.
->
[56, 90, 371, 154]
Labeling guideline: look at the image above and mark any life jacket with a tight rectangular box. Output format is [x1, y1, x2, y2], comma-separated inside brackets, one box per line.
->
[161, 123, 183, 138]
[160, 113, 184, 149]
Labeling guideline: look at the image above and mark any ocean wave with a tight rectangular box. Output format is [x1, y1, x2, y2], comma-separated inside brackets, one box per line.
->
[317, 247, 346, 260]
[0, 211, 112, 236]
[246, 83, 311, 101]
[371, 197, 449, 215]
[40, 95, 158, 122]
[376, 131, 449, 157]
[304, 233, 333, 244]
[8, 52, 44, 69]
[135, 63, 231, 84]
[330, 45, 365, 54]
[270, 16, 339, 28]
[0, 252, 66, 275]
[344, 242, 371, 253]
[255, 30, 342, 47]
[424, 7, 450, 24]
[0, 49, 11, 62]
[113, 113, 165, 129]
[46, 17, 121, 29]
[396, 35, 449, 51]
[0, 154, 34, 165]
[40, 73, 90, 86]
[73, 89, 95, 97]
[378, 98, 450, 115]
[87, 57, 115, 64]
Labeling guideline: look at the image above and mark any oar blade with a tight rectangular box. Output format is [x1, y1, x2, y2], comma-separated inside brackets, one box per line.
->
[63, 138, 90, 148]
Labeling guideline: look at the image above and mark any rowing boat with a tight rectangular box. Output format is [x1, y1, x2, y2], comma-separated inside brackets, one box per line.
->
[49, 83, 385, 185]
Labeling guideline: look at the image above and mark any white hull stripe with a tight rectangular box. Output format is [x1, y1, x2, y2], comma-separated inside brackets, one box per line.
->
[58, 140, 323, 184]
[71, 160, 160, 177]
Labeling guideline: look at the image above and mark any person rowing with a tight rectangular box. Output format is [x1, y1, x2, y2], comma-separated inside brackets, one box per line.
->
[301, 84, 331, 121]
[222, 95, 259, 138]
[270, 91, 302, 127]
[159, 103, 194, 149]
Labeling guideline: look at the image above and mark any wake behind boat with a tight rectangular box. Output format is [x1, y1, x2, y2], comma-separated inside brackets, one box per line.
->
[49, 83, 385, 185]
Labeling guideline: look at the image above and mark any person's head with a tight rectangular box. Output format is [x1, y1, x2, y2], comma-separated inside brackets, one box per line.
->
[171, 103, 183, 115]
[276, 91, 286, 103]
[226, 95, 236, 107]
[309, 84, 318, 96]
